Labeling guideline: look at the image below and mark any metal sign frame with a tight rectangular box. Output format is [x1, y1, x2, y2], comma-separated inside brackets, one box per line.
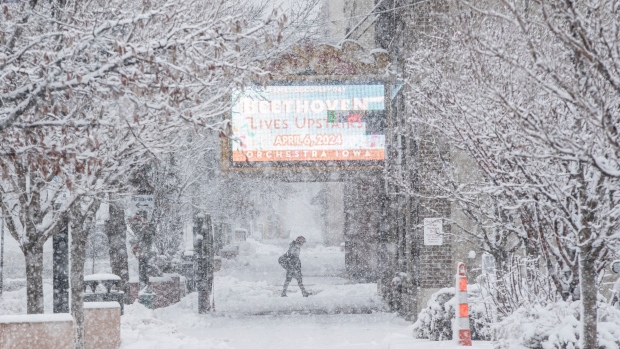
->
[221, 75, 391, 173]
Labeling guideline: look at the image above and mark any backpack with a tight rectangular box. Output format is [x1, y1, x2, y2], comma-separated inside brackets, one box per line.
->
[278, 253, 291, 269]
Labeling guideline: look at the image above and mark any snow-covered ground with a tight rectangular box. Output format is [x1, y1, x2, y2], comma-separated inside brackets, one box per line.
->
[0, 280, 54, 315]
[212, 239, 383, 315]
[0, 238, 493, 349]
[120, 298, 492, 349]
[118, 238, 491, 349]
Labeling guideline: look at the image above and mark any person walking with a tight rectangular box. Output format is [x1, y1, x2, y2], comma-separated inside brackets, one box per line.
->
[278, 236, 309, 297]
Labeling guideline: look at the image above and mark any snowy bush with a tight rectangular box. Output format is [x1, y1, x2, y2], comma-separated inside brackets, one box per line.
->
[493, 301, 620, 349]
[412, 288, 454, 340]
[412, 286, 493, 341]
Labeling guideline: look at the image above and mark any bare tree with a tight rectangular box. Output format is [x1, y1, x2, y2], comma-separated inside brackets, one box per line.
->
[402, 2, 620, 348]
[0, 0, 323, 347]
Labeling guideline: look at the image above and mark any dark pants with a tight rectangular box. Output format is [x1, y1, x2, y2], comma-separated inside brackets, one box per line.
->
[283, 268, 306, 295]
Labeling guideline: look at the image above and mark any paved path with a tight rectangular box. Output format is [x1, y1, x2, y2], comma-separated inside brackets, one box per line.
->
[212, 240, 384, 315]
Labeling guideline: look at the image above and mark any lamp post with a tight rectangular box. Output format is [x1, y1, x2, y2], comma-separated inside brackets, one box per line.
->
[129, 209, 156, 309]
[193, 214, 206, 313]
[194, 214, 214, 314]
[129, 170, 156, 308]
[1, 214, 4, 297]
[612, 260, 620, 310]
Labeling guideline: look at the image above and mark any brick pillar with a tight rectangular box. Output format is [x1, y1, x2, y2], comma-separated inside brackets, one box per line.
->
[343, 174, 384, 282]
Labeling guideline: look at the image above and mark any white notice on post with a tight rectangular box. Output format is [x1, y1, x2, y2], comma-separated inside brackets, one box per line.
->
[423, 218, 443, 246]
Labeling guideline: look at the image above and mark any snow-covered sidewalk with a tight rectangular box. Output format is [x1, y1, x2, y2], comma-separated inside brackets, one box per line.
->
[211, 239, 385, 315]
[1, 238, 494, 349]
[213, 275, 385, 315]
[120, 295, 493, 349]
[118, 239, 418, 348]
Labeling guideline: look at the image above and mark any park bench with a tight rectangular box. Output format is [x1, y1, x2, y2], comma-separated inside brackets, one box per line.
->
[83, 273, 124, 314]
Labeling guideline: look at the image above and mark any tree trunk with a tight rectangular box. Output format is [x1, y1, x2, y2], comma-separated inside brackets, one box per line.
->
[105, 201, 130, 304]
[53, 219, 70, 314]
[579, 251, 598, 349]
[25, 243, 45, 314]
[71, 216, 88, 349]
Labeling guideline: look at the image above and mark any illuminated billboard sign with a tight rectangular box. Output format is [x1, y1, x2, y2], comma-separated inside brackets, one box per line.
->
[229, 82, 386, 166]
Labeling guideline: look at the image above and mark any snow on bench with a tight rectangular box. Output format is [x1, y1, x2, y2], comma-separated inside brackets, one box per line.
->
[84, 273, 122, 281]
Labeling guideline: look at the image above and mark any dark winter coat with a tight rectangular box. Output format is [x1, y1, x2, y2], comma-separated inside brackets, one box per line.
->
[278, 241, 302, 272]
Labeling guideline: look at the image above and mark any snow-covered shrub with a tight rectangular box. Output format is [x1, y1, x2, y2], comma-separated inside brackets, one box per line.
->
[493, 301, 620, 349]
[387, 273, 407, 311]
[413, 288, 454, 340]
[598, 303, 620, 349]
[412, 286, 493, 341]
